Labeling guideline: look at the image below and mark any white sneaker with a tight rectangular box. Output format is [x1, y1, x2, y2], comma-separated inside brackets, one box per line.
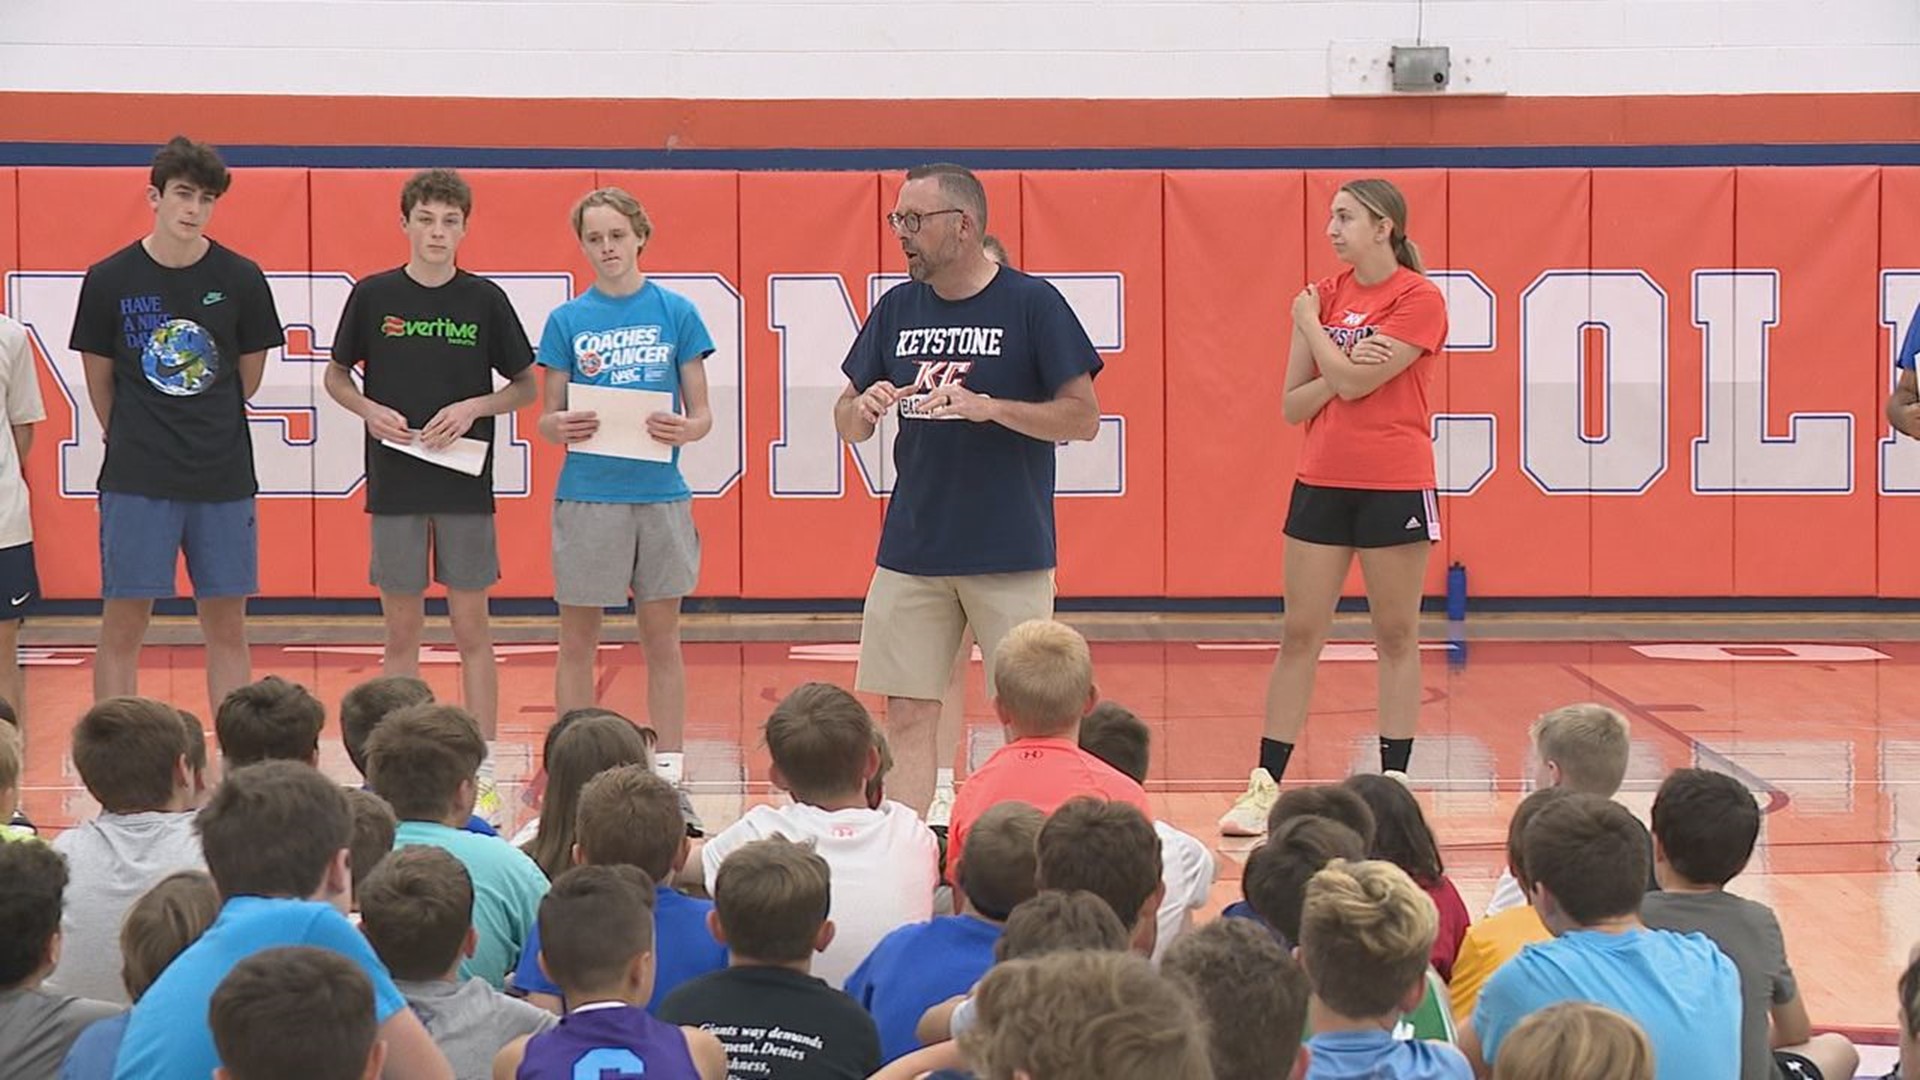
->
[1383, 769, 1411, 788]
[1218, 768, 1279, 837]
[474, 757, 504, 829]
[926, 783, 956, 829]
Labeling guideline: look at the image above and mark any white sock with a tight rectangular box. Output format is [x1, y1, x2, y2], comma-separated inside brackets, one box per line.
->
[936, 767, 956, 792]
[479, 744, 499, 785]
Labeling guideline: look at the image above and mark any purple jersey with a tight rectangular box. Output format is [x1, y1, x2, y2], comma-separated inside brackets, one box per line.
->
[518, 1003, 699, 1080]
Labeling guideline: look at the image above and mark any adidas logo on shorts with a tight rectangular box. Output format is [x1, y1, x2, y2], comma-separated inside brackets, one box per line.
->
[1405, 516, 1422, 529]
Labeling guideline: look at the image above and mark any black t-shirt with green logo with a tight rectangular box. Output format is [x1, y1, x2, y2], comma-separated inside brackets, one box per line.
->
[69, 240, 284, 502]
[332, 267, 534, 514]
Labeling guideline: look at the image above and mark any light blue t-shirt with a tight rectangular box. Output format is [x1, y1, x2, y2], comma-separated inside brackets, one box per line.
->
[1473, 927, 1740, 1080]
[846, 915, 1002, 1063]
[394, 820, 550, 990]
[1305, 1029, 1472, 1080]
[536, 281, 715, 504]
[111, 897, 407, 1080]
[512, 885, 727, 1012]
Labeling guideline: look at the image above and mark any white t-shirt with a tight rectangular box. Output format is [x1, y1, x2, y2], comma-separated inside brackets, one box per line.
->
[0, 317, 45, 549]
[1150, 821, 1218, 964]
[701, 800, 939, 989]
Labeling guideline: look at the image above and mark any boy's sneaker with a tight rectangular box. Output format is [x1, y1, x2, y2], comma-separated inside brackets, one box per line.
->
[654, 753, 705, 838]
[474, 757, 504, 829]
[6, 808, 35, 836]
[1217, 768, 1279, 837]
[925, 782, 956, 830]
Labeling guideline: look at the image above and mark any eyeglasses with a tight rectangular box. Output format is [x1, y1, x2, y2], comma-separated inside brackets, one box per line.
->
[886, 208, 964, 234]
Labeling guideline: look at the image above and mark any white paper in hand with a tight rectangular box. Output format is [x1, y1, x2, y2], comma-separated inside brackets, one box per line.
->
[379, 435, 491, 477]
[569, 384, 675, 463]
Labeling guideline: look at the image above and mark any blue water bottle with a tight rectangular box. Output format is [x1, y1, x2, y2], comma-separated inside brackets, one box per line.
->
[1445, 562, 1468, 622]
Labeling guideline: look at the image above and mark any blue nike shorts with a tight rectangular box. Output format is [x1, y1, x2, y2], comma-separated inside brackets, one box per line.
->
[99, 492, 257, 599]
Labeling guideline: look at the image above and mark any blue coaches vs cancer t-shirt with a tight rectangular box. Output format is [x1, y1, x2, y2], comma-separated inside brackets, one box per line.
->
[841, 268, 1102, 577]
[537, 281, 715, 504]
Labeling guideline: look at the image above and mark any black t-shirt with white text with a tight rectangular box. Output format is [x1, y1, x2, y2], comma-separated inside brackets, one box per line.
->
[841, 268, 1102, 576]
[69, 240, 284, 502]
[331, 268, 534, 514]
[657, 966, 880, 1080]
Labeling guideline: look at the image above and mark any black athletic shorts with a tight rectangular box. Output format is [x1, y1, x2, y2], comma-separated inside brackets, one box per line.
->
[1283, 480, 1440, 548]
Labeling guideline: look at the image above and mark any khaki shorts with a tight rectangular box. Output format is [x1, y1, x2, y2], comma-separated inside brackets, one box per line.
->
[552, 499, 700, 608]
[855, 567, 1055, 701]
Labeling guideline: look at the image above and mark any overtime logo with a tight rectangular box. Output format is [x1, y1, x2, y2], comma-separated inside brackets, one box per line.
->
[381, 315, 479, 347]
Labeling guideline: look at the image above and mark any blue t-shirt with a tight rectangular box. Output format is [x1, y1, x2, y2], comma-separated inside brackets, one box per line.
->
[514, 885, 728, 1012]
[59, 1012, 128, 1080]
[1473, 927, 1740, 1080]
[1304, 1029, 1471, 1080]
[1896, 301, 1920, 374]
[845, 915, 1001, 1062]
[393, 820, 549, 989]
[111, 897, 407, 1080]
[841, 268, 1102, 577]
[536, 281, 715, 505]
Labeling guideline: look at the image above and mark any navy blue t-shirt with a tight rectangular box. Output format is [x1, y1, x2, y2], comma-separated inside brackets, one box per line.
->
[841, 268, 1101, 577]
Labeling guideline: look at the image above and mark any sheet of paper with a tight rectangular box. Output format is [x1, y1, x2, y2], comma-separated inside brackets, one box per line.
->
[379, 435, 490, 477]
[569, 384, 675, 463]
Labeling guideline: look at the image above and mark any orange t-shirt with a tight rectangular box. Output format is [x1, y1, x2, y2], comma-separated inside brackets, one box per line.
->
[1293, 266, 1449, 490]
[945, 736, 1154, 887]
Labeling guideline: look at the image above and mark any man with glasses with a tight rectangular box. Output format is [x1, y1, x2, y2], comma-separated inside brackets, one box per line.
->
[833, 163, 1103, 816]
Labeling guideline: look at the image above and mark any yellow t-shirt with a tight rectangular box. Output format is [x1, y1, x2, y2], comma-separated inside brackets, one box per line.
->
[1449, 905, 1551, 1024]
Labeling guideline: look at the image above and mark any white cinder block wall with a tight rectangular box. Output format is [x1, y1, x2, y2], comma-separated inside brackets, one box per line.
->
[1, 0, 1916, 99]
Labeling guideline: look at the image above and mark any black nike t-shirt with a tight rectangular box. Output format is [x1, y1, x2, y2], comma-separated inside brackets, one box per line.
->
[331, 268, 534, 514]
[69, 240, 284, 502]
[657, 965, 881, 1080]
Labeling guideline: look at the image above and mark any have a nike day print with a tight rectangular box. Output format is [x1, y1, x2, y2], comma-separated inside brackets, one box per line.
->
[70, 239, 285, 502]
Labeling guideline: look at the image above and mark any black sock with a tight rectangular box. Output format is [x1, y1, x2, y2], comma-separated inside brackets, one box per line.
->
[1259, 738, 1295, 782]
[1380, 737, 1414, 773]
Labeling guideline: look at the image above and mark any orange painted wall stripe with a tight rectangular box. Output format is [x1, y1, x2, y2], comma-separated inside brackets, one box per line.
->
[2, 92, 1918, 150]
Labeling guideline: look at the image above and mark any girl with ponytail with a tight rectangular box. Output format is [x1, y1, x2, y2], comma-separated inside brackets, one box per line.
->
[1218, 178, 1450, 838]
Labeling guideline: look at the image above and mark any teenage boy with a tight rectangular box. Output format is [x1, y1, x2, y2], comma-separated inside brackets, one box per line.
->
[660, 837, 882, 1079]
[70, 135, 285, 714]
[1641, 769, 1858, 1080]
[112, 760, 449, 1080]
[49, 697, 205, 1004]
[0, 315, 44, 731]
[326, 169, 537, 821]
[536, 186, 714, 810]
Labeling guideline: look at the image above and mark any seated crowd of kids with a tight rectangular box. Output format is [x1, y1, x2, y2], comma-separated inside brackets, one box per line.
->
[0, 617, 1897, 1080]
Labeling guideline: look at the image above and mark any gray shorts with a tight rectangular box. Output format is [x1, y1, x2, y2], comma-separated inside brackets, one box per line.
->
[552, 499, 700, 608]
[370, 513, 500, 594]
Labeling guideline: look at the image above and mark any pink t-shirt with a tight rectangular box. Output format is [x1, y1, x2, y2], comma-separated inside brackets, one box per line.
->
[946, 736, 1154, 886]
